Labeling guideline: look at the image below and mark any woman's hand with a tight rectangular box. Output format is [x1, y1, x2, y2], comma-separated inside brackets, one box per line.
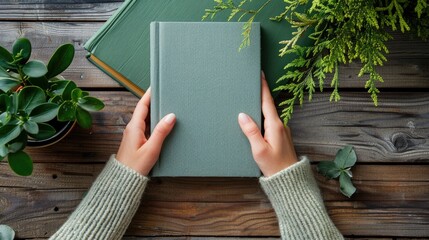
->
[238, 74, 298, 177]
[116, 88, 176, 176]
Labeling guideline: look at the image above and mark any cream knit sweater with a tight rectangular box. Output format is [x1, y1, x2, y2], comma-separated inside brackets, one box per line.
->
[50, 155, 343, 240]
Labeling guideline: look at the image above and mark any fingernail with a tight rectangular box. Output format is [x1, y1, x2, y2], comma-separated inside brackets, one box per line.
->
[164, 113, 176, 124]
[146, 87, 151, 94]
[261, 71, 265, 79]
[238, 113, 250, 124]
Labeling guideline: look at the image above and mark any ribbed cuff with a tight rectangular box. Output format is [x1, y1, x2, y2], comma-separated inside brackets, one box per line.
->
[50, 155, 149, 240]
[260, 157, 343, 240]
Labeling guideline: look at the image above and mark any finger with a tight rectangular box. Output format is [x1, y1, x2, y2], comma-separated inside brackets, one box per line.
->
[261, 77, 280, 123]
[130, 87, 151, 127]
[238, 113, 269, 159]
[145, 113, 176, 157]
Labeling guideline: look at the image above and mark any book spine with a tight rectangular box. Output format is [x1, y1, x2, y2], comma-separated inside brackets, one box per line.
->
[150, 21, 160, 133]
[84, 0, 137, 51]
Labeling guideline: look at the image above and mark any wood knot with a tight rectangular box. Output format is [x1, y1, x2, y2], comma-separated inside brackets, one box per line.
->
[391, 132, 426, 153]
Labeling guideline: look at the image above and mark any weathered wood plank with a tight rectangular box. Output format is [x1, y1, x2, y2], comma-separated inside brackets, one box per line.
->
[14, 91, 429, 163]
[1, 163, 429, 204]
[0, 22, 427, 89]
[0, 1, 123, 21]
[1, 187, 428, 238]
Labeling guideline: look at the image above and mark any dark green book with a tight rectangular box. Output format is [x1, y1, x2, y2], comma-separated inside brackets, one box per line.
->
[150, 22, 261, 177]
[84, 0, 307, 97]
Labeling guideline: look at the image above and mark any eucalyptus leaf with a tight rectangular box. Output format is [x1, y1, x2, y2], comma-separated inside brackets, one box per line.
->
[78, 96, 105, 112]
[30, 103, 58, 123]
[12, 38, 31, 64]
[29, 123, 56, 140]
[24, 120, 39, 134]
[18, 86, 46, 112]
[0, 224, 15, 240]
[76, 106, 92, 129]
[22, 60, 48, 78]
[339, 173, 356, 198]
[0, 77, 20, 92]
[317, 161, 341, 179]
[0, 125, 21, 145]
[8, 150, 33, 176]
[334, 145, 357, 169]
[46, 43, 75, 79]
[58, 101, 76, 121]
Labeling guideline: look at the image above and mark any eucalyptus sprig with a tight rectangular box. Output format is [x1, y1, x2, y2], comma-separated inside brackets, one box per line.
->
[317, 145, 357, 198]
[0, 38, 105, 176]
[204, 0, 429, 123]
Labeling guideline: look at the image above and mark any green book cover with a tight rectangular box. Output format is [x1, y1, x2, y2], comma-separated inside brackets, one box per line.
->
[150, 22, 261, 177]
[84, 0, 308, 96]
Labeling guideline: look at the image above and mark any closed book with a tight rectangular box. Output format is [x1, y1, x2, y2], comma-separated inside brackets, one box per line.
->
[150, 22, 261, 177]
[84, 0, 310, 97]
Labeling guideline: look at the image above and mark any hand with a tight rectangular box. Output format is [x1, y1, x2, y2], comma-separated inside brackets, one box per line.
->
[116, 88, 176, 176]
[238, 74, 298, 177]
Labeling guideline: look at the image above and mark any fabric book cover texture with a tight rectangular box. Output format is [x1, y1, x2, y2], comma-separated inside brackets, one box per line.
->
[150, 22, 261, 177]
[84, 0, 308, 97]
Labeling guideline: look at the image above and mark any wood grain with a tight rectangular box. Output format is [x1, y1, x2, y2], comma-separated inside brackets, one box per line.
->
[0, 21, 427, 89]
[14, 91, 429, 164]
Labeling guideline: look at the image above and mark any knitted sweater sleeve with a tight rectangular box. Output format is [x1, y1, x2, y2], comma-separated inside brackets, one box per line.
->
[49, 155, 149, 240]
[259, 157, 344, 240]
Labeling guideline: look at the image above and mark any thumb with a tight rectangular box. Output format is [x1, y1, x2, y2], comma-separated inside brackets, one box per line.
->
[238, 113, 267, 157]
[146, 113, 176, 155]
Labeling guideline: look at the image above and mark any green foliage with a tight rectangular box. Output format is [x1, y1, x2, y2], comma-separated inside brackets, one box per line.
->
[317, 145, 357, 198]
[205, 0, 429, 123]
[0, 225, 15, 240]
[0, 38, 105, 176]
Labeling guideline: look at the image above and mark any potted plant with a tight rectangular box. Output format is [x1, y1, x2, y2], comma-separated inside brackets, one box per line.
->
[204, 0, 429, 123]
[0, 38, 105, 176]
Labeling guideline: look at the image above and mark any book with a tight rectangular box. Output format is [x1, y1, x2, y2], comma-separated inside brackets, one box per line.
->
[84, 0, 306, 97]
[150, 22, 261, 177]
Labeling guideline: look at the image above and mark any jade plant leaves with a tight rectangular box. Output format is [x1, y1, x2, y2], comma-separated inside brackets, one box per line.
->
[12, 38, 31, 64]
[0, 125, 22, 146]
[76, 106, 92, 129]
[0, 46, 13, 69]
[0, 77, 20, 92]
[8, 150, 33, 176]
[317, 145, 357, 198]
[30, 103, 58, 123]
[46, 43, 74, 79]
[58, 101, 76, 122]
[29, 123, 56, 140]
[18, 86, 46, 112]
[78, 97, 105, 112]
[22, 60, 48, 78]
[23, 120, 38, 134]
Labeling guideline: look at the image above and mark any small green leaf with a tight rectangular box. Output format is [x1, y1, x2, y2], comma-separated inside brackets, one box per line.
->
[76, 106, 92, 129]
[339, 172, 356, 198]
[49, 95, 62, 104]
[71, 88, 83, 102]
[58, 101, 76, 121]
[0, 112, 11, 125]
[0, 46, 13, 68]
[24, 120, 38, 134]
[0, 224, 15, 240]
[12, 38, 31, 64]
[0, 125, 22, 145]
[0, 66, 9, 77]
[78, 96, 105, 112]
[17, 86, 46, 112]
[46, 43, 75, 79]
[30, 103, 58, 123]
[334, 145, 357, 169]
[0, 94, 11, 112]
[22, 60, 48, 78]
[61, 81, 77, 100]
[8, 131, 27, 153]
[29, 123, 56, 140]
[317, 161, 341, 179]
[0, 144, 7, 158]
[28, 76, 48, 89]
[8, 150, 33, 176]
[0, 77, 20, 92]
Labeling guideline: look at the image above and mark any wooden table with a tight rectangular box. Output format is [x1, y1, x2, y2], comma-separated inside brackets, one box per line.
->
[0, 1, 428, 239]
